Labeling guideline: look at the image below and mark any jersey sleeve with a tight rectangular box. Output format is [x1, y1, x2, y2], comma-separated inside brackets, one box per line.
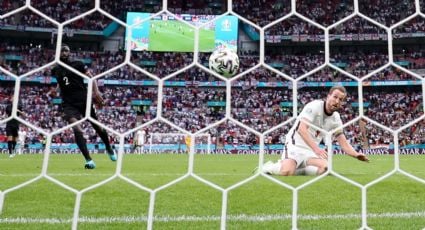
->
[298, 101, 319, 123]
[73, 61, 88, 74]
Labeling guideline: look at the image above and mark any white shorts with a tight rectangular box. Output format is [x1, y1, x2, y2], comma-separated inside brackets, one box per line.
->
[282, 143, 318, 168]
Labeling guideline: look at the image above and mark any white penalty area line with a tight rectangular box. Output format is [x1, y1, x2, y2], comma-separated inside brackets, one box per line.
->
[1, 211, 425, 224]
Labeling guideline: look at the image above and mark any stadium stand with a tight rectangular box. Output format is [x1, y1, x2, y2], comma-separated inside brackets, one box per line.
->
[358, 0, 416, 27]
[0, 3, 424, 229]
[296, 0, 354, 26]
[0, 0, 423, 149]
[232, 0, 291, 27]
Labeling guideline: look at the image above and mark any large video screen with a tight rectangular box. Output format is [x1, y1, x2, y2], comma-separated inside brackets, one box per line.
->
[126, 13, 238, 52]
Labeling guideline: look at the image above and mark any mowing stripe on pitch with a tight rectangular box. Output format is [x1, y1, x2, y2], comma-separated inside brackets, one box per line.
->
[1, 211, 425, 224]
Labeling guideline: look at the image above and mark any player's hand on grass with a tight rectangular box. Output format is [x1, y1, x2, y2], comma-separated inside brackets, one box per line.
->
[356, 154, 369, 162]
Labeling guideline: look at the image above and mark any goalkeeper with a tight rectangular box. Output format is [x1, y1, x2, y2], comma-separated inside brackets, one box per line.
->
[185, 135, 191, 153]
[262, 86, 369, 176]
[51, 45, 117, 169]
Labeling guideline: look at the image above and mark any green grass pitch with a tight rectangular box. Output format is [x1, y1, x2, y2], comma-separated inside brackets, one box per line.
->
[148, 20, 215, 52]
[0, 153, 424, 229]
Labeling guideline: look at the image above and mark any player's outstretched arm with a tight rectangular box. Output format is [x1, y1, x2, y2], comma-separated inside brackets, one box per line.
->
[86, 70, 105, 106]
[336, 133, 369, 162]
[298, 119, 328, 159]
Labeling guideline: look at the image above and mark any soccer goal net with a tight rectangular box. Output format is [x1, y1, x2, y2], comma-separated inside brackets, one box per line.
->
[1, 0, 424, 229]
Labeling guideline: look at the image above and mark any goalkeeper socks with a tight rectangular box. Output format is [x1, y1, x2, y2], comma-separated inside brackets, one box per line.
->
[74, 131, 91, 161]
[12, 140, 17, 151]
[92, 124, 113, 152]
[8, 141, 13, 154]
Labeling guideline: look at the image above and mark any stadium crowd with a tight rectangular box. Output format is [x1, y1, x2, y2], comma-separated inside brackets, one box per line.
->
[0, 9, 54, 28]
[265, 17, 324, 36]
[102, 65, 155, 80]
[366, 67, 422, 81]
[102, 0, 161, 17]
[0, 0, 25, 15]
[363, 90, 423, 130]
[30, 0, 94, 23]
[296, 0, 353, 27]
[358, 0, 416, 27]
[162, 87, 226, 132]
[168, 0, 226, 15]
[232, 0, 291, 27]
[0, 0, 421, 31]
[2, 0, 425, 78]
[329, 16, 387, 34]
[0, 41, 55, 76]
[132, 51, 193, 78]
[16, 83, 158, 133]
[1, 0, 424, 151]
[4, 43, 424, 80]
[393, 49, 425, 73]
[4, 77, 422, 148]
[265, 53, 325, 78]
[330, 52, 389, 77]
[231, 88, 292, 133]
[2, 65, 422, 133]
[2, 0, 223, 29]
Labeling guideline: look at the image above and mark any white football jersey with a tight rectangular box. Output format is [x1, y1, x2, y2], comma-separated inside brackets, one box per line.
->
[286, 100, 343, 148]
[136, 130, 146, 145]
[18, 130, 27, 143]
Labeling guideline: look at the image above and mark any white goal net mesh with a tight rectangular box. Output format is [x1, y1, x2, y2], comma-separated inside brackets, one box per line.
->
[0, 0, 424, 229]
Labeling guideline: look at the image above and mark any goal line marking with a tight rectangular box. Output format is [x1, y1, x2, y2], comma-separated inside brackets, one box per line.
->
[1, 211, 424, 224]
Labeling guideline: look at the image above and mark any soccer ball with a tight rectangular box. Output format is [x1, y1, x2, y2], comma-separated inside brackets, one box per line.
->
[209, 48, 239, 77]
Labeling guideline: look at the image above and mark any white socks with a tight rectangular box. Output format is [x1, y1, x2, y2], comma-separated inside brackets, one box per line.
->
[262, 161, 320, 176]
[262, 161, 282, 175]
[295, 165, 319, 176]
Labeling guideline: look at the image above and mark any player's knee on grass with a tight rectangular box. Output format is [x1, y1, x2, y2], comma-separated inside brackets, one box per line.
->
[314, 165, 327, 175]
[280, 169, 295, 176]
[279, 160, 296, 176]
[306, 158, 328, 175]
[304, 165, 320, 176]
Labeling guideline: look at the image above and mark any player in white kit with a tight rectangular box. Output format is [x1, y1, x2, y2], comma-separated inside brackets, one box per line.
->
[17, 128, 27, 155]
[133, 129, 147, 154]
[261, 86, 369, 176]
